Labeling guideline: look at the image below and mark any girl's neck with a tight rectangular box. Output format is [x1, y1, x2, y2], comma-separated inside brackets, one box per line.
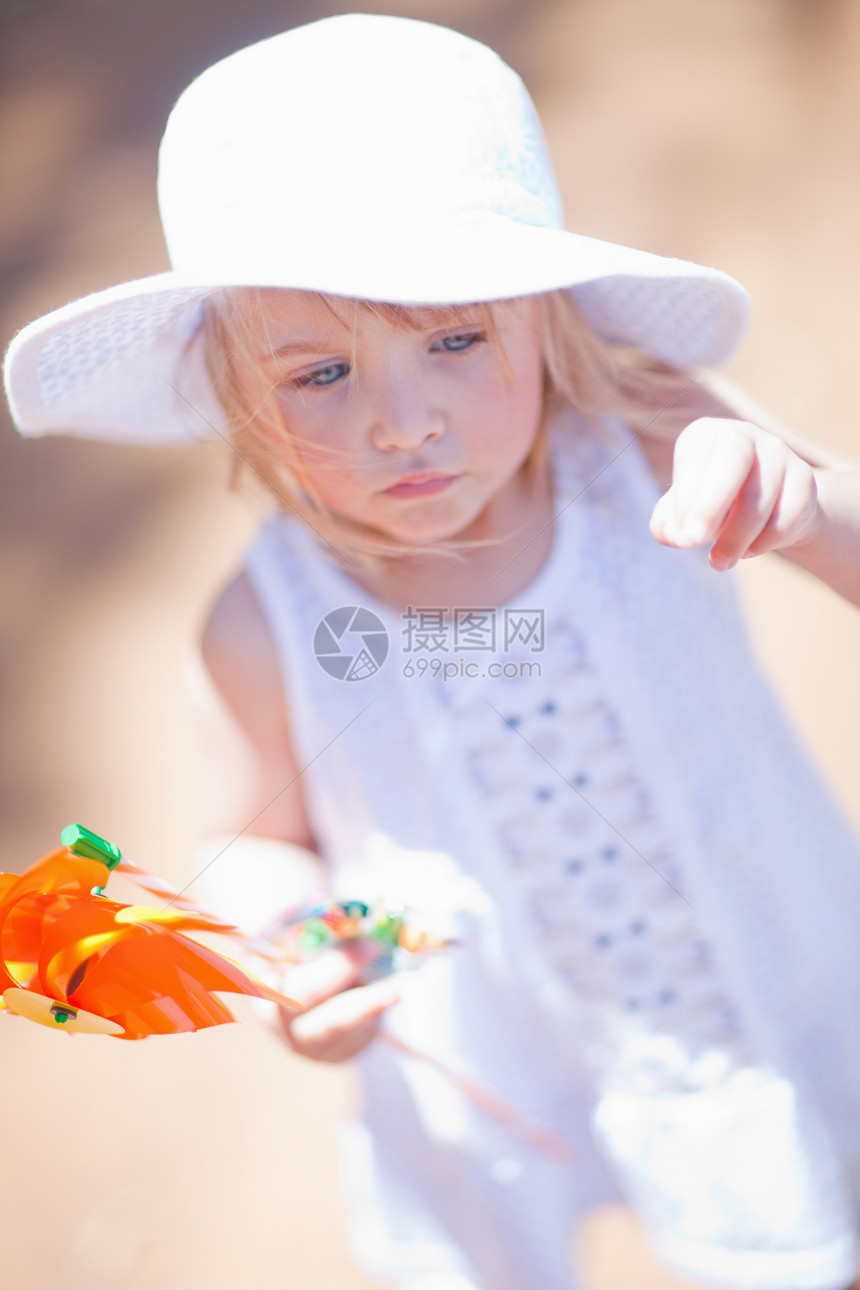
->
[351, 460, 556, 613]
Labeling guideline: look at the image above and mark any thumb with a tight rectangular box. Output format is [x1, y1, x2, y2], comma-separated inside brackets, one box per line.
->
[282, 975, 400, 1062]
[650, 488, 697, 547]
[283, 938, 382, 1008]
[649, 489, 675, 537]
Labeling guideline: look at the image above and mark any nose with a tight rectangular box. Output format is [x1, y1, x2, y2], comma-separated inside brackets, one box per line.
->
[367, 374, 446, 452]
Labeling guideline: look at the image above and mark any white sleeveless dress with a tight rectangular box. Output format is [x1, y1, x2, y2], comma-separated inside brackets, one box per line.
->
[241, 403, 860, 1290]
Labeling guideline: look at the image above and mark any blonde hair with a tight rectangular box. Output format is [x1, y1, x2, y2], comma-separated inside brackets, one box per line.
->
[199, 287, 698, 571]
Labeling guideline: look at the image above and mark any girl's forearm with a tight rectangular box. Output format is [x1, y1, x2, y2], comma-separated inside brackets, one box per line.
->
[778, 466, 860, 609]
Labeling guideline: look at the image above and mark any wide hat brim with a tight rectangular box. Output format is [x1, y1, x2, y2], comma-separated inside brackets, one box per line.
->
[4, 223, 749, 446]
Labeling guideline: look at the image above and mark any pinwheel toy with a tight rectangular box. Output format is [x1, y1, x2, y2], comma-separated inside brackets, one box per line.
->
[0, 825, 573, 1160]
[0, 824, 304, 1038]
[0, 824, 453, 1040]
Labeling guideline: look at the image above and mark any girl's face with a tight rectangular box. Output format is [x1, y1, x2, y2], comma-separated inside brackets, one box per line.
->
[245, 291, 545, 546]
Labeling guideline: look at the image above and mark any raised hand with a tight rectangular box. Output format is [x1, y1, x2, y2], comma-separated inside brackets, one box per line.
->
[649, 417, 821, 571]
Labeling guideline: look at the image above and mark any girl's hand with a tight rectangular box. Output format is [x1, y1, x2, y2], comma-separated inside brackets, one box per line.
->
[277, 939, 399, 1063]
[648, 417, 821, 570]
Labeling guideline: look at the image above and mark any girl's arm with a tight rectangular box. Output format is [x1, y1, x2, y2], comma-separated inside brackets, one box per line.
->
[639, 372, 860, 609]
[200, 572, 398, 1060]
[201, 571, 320, 851]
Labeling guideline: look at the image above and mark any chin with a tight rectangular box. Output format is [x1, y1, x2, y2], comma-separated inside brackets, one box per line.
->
[382, 506, 490, 547]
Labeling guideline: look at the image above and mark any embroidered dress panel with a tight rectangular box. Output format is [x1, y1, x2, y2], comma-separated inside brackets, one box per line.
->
[241, 403, 860, 1290]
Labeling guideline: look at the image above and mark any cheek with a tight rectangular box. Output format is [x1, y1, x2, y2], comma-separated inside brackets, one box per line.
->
[484, 363, 544, 463]
[298, 456, 365, 514]
[279, 406, 363, 499]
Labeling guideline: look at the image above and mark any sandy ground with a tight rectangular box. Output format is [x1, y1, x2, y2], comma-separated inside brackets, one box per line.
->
[1, 1, 859, 1286]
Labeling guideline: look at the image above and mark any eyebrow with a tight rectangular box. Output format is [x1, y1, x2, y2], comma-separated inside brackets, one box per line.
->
[261, 309, 484, 361]
[265, 339, 345, 361]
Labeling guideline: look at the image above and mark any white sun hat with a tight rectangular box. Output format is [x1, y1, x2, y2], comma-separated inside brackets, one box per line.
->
[3, 12, 749, 446]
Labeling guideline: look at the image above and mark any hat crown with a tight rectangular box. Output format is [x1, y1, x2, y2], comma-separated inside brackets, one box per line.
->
[4, 14, 750, 446]
[157, 14, 563, 277]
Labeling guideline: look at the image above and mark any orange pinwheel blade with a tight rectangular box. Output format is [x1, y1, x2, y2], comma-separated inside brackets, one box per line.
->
[1, 891, 87, 992]
[76, 928, 302, 1038]
[0, 849, 108, 918]
[0, 850, 110, 992]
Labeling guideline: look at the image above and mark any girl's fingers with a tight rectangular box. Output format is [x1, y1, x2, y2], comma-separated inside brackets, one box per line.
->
[741, 456, 820, 557]
[284, 977, 400, 1062]
[650, 491, 693, 545]
[705, 444, 786, 567]
[668, 418, 757, 544]
[275, 941, 399, 1062]
[651, 418, 819, 568]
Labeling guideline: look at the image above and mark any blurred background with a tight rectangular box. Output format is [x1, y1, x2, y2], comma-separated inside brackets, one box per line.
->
[1, 1, 859, 1286]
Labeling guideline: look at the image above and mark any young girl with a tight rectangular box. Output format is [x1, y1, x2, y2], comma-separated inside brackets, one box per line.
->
[5, 15, 860, 1290]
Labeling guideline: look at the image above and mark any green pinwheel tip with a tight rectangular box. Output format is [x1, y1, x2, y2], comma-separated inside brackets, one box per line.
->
[60, 823, 122, 869]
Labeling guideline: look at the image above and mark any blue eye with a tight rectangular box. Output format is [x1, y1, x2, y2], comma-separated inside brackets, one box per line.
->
[297, 362, 349, 388]
[431, 331, 484, 353]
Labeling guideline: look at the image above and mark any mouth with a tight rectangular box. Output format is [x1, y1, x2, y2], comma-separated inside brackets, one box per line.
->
[381, 473, 460, 498]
